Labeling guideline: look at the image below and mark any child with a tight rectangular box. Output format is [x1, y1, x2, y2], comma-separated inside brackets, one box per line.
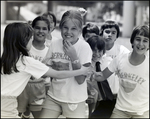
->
[95, 25, 149, 118]
[82, 22, 100, 41]
[40, 10, 93, 118]
[42, 11, 58, 47]
[91, 20, 130, 118]
[86, 35, 115, 117]
[1, 22, 91, 118]
[17, 16, 51, 118]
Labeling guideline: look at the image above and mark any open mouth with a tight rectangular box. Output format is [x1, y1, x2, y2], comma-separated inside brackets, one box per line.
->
[137, 46, 145, 50]
[37, 34, 45, 37]
[65, 35, 72, 39]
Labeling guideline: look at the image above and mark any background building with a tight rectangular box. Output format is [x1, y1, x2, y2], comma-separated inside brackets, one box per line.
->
[1, 1, 149, 37]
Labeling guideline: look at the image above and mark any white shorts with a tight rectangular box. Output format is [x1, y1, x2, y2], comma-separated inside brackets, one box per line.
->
[41, 95, 87, 118]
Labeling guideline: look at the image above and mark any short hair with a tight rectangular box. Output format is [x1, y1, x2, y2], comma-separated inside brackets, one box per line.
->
[87, 35, 106, 54]
[59, 10, 83, 29]
[32, 16, 50, 31]
[130, 25, 149, 45]
[42, 11, 57, 27]
[82, 23, 100, 38]
[100, 20, 120, 38]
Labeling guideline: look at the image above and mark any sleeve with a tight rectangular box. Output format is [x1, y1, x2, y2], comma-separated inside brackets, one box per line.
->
[78, 43, 92, 65]
[107, 55, 119, 73]
[24, 57, 49, 79]
[42, 43, 52, 65]
[119, 45, 130, 55]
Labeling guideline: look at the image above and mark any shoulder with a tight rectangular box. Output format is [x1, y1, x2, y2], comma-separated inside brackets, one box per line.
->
[114, 44, 130, 54]
[101, 54, 112, 62]
[78, 38, 91, 48]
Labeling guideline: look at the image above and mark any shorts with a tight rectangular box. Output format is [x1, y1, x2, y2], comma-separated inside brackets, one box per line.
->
[41, 95, 87, 118]
[17, 79, 46, 112]
[1, 96, 20, 118]
[110, 107, 149, 118]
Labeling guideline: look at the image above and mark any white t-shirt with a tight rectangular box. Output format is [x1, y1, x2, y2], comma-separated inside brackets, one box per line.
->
[106, 43, 130, 94]
[28, 44, 50, 83]
[1, 56, 49, 97]
[45, 36, 59, 47]
[108, 53, 149, 114]
[46, 38, 92, 103]
[29, 45, 49, 62]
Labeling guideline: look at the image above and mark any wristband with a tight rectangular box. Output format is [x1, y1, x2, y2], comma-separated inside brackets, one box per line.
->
[72, 59, 79, 64]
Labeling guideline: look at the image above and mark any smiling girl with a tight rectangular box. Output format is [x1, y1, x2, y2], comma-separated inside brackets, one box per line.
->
[40, 10, 92, 118]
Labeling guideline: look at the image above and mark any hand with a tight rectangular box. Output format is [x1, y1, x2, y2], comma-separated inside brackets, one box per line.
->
[91, 70, 104, 82]
[63, 40, 78, 61]
[80, 65, 93, 76]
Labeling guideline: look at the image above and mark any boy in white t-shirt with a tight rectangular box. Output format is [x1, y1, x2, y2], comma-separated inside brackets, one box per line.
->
[96, 25, 149, 118]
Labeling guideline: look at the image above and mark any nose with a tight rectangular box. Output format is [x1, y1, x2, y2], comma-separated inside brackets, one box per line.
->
[139, 41, 144, 46]
[39, 28, 43, 32]
[94, 51, 101, 57]
[66, 29, 71, 34]
[108, 32, 112, 37]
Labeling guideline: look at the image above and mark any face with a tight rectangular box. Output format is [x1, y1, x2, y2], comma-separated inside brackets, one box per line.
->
[92, 47, 104, 62]
[33, 20, 49, 42]
[132, 35, 149, 55]
[47, 15, 55, 32]
[84, 32, 97, 41]
[102, 27, 117, 50]
[61, 19, 81, 45]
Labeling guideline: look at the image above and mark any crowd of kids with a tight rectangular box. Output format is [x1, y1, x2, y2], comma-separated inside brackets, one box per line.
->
[1, 8, 149, 119]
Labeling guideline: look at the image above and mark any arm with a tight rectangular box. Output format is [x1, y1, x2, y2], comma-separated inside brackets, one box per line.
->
[43, 65, 91, 79]
[72, 62, 91, 84]
[94, 67, 113, 82]
[63, 40, 89, 84]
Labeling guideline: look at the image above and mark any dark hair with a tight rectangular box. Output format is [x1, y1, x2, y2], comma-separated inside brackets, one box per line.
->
[87, 35, 106, 54]
[59, 10, 83, 29]
[100, 20, 120, 38]
[82, 23, 100, 38]
[32, 16, 50, 31]
[42, 11, 57, 27]
[130, 25, 149, 45]
[1, 22, 34, 74]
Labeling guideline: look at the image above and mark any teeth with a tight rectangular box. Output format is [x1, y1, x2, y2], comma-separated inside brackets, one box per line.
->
[137, 47, 144, 50]
[38, 34, 43, 37]
[66, 36, 71, 38]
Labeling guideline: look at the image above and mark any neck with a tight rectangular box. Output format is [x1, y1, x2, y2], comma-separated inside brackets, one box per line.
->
[32, 40, 45, 50]
[106, 43, 114, 50]
[71, 38, 79, 45]
[129, 51, 145, 65]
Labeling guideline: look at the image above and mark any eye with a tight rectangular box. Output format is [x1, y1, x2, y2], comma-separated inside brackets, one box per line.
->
[63, 26, 68, 29]
[135, 38, 140, 41]
[72, 27, 77, 30]
[43, 27, 48, 30]
[143, 39, 149, 43]
[112, 31, 116, 35]
[105, 30, 110, 34]
[34, 26, 40, 30]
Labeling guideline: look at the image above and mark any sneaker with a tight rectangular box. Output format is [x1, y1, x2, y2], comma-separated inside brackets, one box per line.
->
[20, 113, 30, 119]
